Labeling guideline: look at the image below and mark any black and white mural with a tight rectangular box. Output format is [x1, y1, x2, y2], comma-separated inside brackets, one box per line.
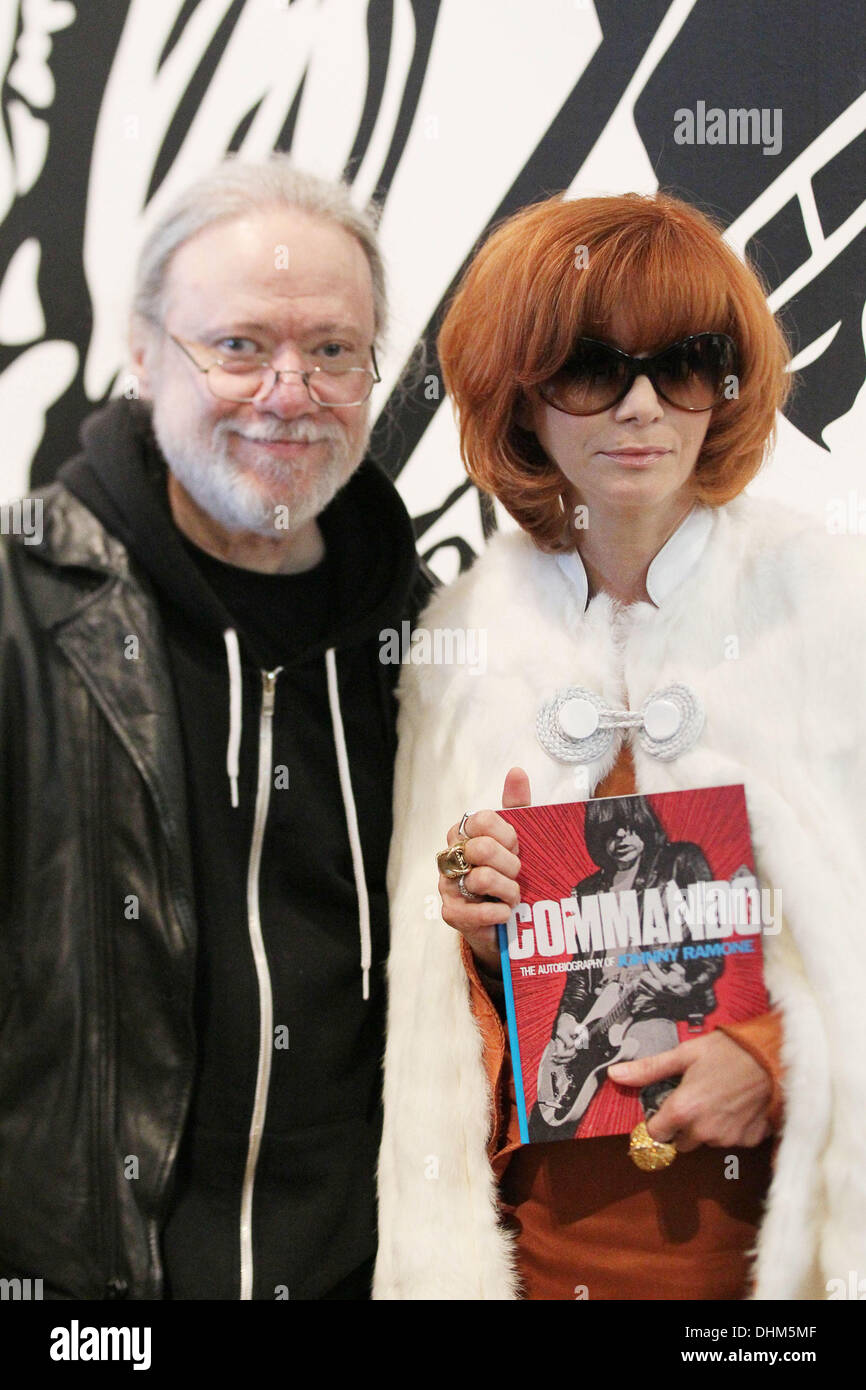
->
[1, 0, 864, 578]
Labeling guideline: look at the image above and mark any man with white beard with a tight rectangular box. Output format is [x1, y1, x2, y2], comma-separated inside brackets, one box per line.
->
[0, 157, 430, 1300]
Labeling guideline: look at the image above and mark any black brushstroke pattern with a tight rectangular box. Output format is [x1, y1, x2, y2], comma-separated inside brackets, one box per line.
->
[780, 231, 865, 449]
[0, 6, 25, 142]
[274, 67, 307, 152]
[745, 197, 811, 294]
[411, 478, 472, 540]
[635, 0, 865, 220]
[227, 96, 264, 152]
[12, 0, 864, 521]
[157, 0, 203, 72]
[7, 0, 134, 489]
[369, 0, 441, 208]
[422, 536, 477, 573]
[812, 126, 866, 238]
[634, 0, 866, 447]
[342, 0, 392, 185]
[145, 0, 246, 205]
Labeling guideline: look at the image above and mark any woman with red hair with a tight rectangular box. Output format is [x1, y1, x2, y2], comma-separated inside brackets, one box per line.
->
[375, 192, 866, 1300]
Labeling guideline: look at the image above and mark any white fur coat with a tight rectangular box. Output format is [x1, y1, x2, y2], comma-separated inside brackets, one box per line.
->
[374, 496, 866, 1301]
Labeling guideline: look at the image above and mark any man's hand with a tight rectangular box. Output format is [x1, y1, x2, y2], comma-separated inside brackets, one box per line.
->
[640, 960, 691, 996]
[607, 1031, 773, 1151]
[631, 960, 691, 1014]
[551, 1013, 589, 1062]
[438, 767, 530, 973]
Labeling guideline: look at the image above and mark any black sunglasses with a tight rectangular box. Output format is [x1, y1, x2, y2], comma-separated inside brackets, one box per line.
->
[538, 332, 738, 415]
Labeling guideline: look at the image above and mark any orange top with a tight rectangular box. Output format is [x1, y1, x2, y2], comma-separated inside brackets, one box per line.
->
[464, 745, 784, 1300]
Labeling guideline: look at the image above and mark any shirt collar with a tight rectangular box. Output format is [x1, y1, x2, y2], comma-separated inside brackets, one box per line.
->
[555, 505, 714, 612]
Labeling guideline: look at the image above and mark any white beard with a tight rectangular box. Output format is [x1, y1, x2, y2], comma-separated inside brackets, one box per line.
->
[152, 408, 367, 536]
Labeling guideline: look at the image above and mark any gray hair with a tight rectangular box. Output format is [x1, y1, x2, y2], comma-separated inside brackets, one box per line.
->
[131, 155, 387, 341]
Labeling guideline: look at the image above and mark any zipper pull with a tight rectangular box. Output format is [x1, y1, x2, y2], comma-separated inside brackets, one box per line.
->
[261, 667, 281, 715]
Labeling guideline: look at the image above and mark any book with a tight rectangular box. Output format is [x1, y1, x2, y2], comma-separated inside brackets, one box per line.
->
[497, 785, 771, 1144]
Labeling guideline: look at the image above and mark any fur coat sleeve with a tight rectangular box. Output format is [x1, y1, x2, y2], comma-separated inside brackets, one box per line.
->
[374, 496, 866, 1300]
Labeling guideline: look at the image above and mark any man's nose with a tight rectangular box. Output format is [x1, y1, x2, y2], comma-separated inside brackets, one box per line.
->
[614, 373, 664, 423]
[253, 355, 321, 416]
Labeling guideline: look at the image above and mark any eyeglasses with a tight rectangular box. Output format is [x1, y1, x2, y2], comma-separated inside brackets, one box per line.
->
[537, 333, 738, 415]
[157, 326, 380, 406]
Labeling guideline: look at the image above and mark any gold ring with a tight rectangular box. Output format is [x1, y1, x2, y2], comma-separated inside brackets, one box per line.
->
[628, 1120, 677, 1171]
[437, 839, 470, 879]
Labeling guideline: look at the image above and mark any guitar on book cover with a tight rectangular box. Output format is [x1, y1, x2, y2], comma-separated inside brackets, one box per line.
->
[497, 786, 773, 1144]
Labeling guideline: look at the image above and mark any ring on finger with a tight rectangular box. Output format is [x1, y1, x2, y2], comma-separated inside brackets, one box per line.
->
[458, 872, 482, 902]
[458, 810, 475, 837]
[437, 839, 470, 879]
[628, 1121, 677, 1171]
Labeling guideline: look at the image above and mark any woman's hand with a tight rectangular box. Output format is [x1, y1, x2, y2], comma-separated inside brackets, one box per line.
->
[438, 767, 530, 973]
[607, 1031, 773, 1150]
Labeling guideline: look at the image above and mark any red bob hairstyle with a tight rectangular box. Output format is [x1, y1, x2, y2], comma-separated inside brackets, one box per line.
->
[437, 192, 791, 551]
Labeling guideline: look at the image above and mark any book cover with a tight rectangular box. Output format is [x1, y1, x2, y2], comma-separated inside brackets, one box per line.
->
[497, 785, 771, 1144]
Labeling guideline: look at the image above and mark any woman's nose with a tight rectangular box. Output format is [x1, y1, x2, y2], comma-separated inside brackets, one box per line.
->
[614, 373, 664, 422]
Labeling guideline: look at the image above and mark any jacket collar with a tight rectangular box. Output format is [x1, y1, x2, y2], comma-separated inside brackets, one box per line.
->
[11, 485, 195, 937]
[554, 505, 714, 611]
[14, 484, 131, 631]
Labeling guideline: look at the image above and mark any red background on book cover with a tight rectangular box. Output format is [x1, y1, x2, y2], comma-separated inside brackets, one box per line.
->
[500, 785, 770, 1139]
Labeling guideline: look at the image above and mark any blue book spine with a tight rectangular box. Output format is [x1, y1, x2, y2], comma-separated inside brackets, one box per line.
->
[497, 921, 529, 1144]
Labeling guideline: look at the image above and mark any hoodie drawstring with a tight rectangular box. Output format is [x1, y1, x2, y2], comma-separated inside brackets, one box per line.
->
[221, 631, 371, 1000]
[223, 628, 242, 808]
[325, 647, 372, 1001]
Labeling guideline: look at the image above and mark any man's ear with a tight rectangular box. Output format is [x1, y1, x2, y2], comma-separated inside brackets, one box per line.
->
[128, 314, 158, 401]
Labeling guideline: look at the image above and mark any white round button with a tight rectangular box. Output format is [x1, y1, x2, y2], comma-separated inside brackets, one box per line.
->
[558, 697, 599, 740]
[643, 698, 681, 741]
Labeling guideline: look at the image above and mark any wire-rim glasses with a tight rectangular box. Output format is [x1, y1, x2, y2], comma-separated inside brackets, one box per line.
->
[153, 322, 380, 406]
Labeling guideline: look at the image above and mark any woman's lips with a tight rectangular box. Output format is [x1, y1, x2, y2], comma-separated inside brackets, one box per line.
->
[600, 448, 671, 466]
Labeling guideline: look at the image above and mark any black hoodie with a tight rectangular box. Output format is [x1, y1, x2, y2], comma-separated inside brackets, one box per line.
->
[61, 399, 429, 1300]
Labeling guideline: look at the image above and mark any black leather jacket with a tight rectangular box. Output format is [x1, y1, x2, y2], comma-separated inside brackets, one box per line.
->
[0, 485, 198, 1298]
